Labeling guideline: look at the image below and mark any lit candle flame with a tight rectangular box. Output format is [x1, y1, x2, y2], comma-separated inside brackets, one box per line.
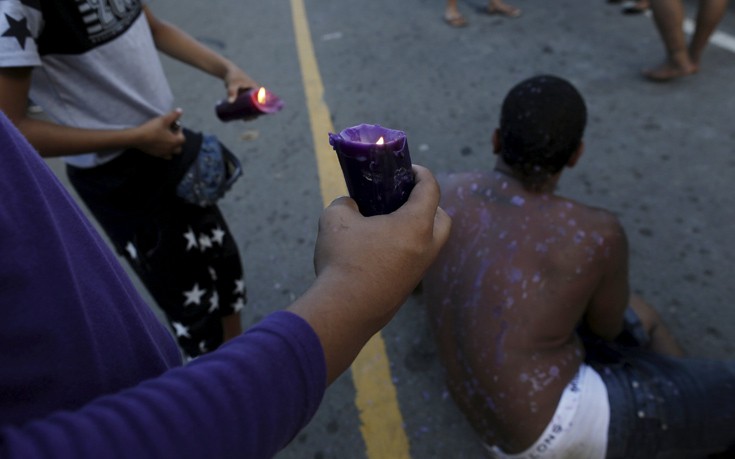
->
[257, 87, 267, 104]
[376, 136, 385, 145]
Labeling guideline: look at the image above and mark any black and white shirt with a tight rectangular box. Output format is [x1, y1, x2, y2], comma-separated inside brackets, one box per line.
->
[0, 0, 174, 167]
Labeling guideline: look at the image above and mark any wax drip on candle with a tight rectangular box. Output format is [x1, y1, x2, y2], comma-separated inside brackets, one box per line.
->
[329, 124, 415, 216]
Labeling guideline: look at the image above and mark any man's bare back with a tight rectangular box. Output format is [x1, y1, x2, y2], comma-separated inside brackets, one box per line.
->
[424, 74, 731, 459]
[424, 169, 628, 453]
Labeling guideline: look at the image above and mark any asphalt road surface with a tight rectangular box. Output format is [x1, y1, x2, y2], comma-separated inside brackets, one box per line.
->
[46, 0, 735, 457]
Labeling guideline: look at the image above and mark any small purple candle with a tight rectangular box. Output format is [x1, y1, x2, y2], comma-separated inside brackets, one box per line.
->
[329, 124, 415, 216]
[215, 87, 284, 122]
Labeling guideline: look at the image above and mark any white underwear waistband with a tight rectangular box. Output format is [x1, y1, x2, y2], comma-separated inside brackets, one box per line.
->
[485, 364, 610, 459]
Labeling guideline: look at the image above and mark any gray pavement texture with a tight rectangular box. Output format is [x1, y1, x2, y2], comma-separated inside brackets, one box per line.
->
[44, 0, 734, 458]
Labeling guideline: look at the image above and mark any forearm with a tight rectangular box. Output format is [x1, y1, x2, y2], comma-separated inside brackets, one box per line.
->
[0, 67, 129, 157]
[143, 8, 257, 98]
[0, 312, 325, 459]
[288, 276, 390, 385]
[14, 116, 139, 158]
[0, 67, 132, 156]
[145, 9, 235, 80]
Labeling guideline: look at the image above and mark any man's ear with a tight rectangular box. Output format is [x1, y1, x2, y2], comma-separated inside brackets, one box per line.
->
[566, 141, 584, 168]
[492, 129, 501, 154]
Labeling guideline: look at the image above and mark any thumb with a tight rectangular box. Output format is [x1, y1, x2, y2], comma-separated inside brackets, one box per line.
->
[228, 85, 249, 103]
[326, 195, 359, 213]
[227, 87, 240, 103]
[164, 108, 183, 132]
[164, 108, 183, 123]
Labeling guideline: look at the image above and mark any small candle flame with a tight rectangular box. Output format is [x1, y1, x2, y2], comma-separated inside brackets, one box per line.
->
[376, 137, 385, 145]
[257, 87, 267, 104]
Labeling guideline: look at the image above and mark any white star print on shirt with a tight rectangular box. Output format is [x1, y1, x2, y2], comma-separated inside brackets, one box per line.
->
[208, 290, 220, 313]
[211, 226, 226, 245]
[183, 283, 206, 306]
[125, 241, 137, 260]
[233, 278, 245, 295]
[232, 297, 245, 313]
[198, 234, 213, 252]
[172, 321, 191, 338]
[183, 227, 198, 251]
[198, 340, 208, 354]
[208, 266, 217, 281]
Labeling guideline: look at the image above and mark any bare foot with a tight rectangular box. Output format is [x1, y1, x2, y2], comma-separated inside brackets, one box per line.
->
[444, 11, 468, 27]
[642, 61, 698, 82]
[486, 2, 522, 17]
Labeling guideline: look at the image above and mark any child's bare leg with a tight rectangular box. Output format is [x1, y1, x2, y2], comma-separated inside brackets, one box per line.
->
[630, 294, 686, 356]
[222, 312, 243, 342]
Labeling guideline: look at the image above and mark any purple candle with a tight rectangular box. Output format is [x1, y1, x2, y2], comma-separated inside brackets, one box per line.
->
[215, 87, 284, 122]
[329, 124, 415, 216]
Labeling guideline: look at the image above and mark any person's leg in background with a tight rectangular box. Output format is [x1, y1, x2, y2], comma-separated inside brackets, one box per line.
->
[644, 0, 729, 81]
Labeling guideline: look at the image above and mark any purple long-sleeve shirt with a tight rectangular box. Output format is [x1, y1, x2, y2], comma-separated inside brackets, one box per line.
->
[0, 111, 326, 458]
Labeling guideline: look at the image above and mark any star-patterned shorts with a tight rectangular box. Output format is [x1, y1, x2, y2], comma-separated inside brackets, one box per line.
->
[66, 139, 246, 359]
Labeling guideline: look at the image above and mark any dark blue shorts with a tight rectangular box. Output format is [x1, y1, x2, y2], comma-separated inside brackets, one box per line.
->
[582, 310, 735, 458]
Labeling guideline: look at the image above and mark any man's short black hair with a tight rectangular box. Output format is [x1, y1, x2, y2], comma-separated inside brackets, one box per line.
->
[499, 75, 587, 183]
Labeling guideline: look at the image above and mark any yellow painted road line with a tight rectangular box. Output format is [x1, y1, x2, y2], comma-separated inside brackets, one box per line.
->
[351, 337, 412, 459]
[289, 1, 412, 458]
[289, 0, 345, 202]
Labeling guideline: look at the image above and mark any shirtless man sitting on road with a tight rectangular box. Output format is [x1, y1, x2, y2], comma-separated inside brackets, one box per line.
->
[424, 75, 735, 458]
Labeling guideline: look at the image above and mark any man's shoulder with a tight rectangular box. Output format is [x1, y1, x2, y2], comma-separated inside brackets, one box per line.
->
[435, 170, 488, 196]
[576, 200, 622, 226]
[561, 197, 626, 240]
[436, 170, 484, 185]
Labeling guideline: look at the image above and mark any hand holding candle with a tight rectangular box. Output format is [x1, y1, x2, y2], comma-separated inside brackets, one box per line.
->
[329, 124, 415, 216]
[215, 86, 284, 122]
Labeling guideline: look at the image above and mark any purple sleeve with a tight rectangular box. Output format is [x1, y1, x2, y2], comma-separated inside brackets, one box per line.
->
[1, 311, 327, 459]
[0, 112, 326, 458]
[0, 112, 184, 425]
